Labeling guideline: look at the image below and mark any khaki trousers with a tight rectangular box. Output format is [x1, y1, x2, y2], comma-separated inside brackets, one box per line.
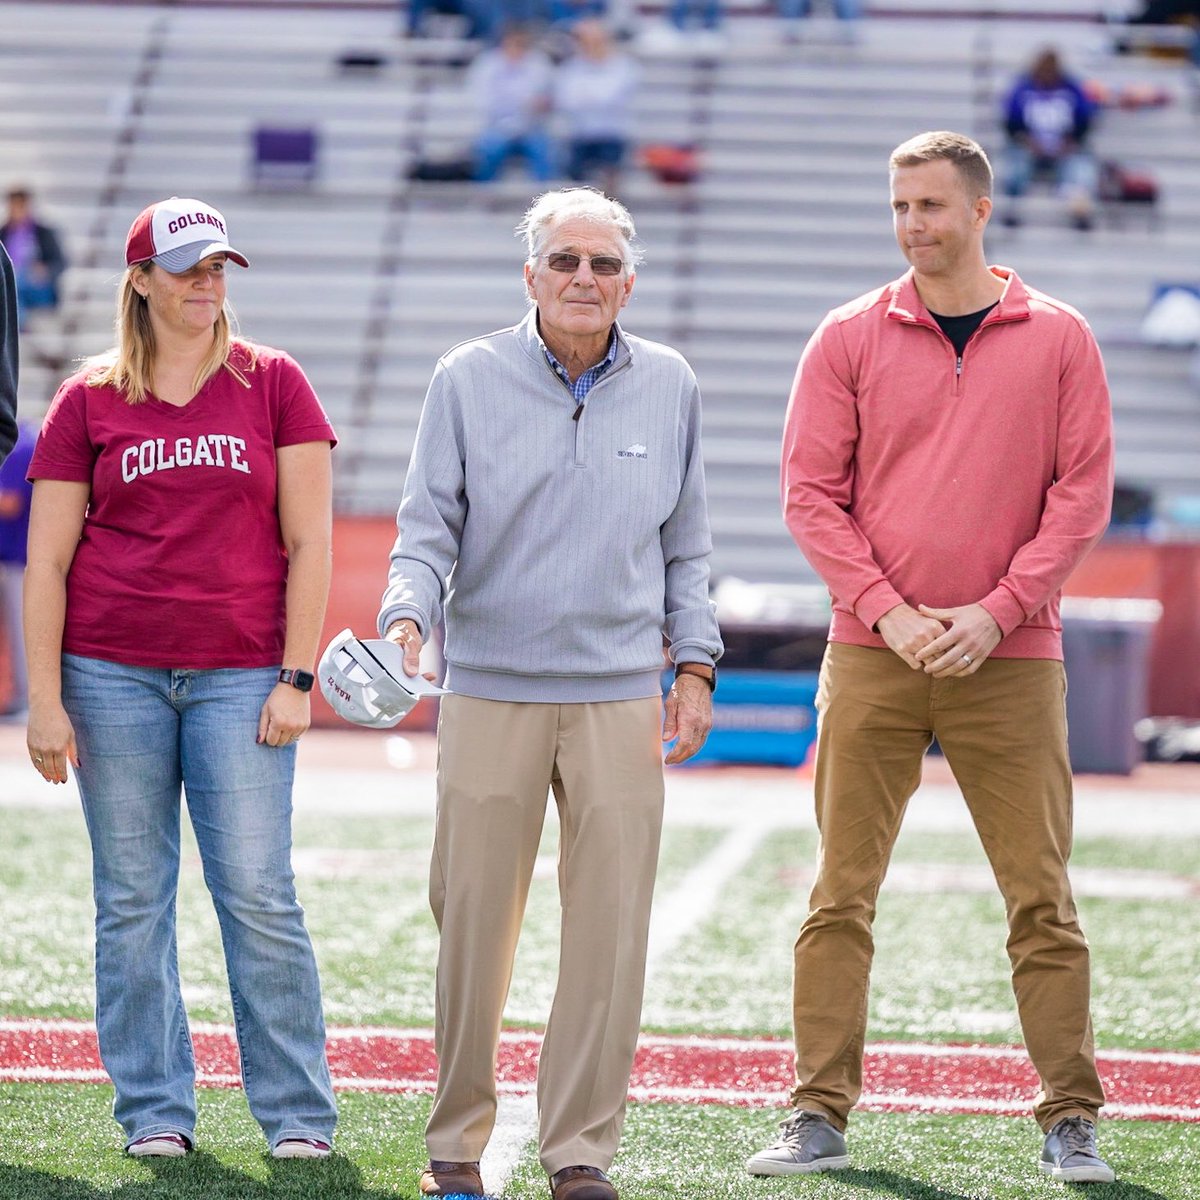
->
[426, 694, 664, 1175]
[791, 644, 1105, 1132]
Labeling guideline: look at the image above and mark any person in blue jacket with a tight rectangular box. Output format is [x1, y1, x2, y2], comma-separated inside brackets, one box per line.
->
[1000, 48, 1100, 231]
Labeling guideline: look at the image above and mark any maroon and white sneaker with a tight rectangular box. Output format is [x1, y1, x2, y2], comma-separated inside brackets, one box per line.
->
[272, 1137, 332, 1159]
[127, 1132, 191, 1158]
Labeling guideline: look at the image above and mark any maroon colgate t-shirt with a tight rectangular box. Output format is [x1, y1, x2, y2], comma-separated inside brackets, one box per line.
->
[30, 342, 336, 669]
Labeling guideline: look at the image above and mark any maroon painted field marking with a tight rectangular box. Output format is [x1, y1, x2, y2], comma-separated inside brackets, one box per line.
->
[2, 1021, 1197, 1122]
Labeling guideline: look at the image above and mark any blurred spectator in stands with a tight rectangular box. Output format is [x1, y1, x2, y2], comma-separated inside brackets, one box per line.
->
[0, 244, 16, 466]
[405, 0, 495, 41]
[777, 0, 863, 43]
[1125, 0, 1200, 22]
[600, 0, 638, 39]
[545, 0, 610, 58]
[1110, 1, 1200, 65]
[0, 421, 34, 716]
[469, 24, 556, 181]
[1, 188, 67, 331]
[999, 48, 1100, 231]
[555, 19, 637, 196]
[548, 0, 609, 28]
[549, 0, 614, 61]
[670, 0, 723, 40]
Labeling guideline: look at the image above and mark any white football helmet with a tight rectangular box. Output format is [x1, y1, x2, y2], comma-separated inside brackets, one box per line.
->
[318, 628, 447, 728]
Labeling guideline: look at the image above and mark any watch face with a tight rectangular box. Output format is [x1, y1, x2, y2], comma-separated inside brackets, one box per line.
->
[283, 668, 315, 693]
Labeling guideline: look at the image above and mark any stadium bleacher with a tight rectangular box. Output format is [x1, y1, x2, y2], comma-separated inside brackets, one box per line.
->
[4, 0, 1198, 582]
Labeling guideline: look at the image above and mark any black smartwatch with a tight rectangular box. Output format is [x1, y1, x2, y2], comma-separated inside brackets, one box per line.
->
[278, 668, 315, 693]
[675, 662, 716, 693]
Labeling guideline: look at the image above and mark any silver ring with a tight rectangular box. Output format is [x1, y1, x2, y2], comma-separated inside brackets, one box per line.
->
[34, 756, 43, 764]
[961, 654, 972, 666]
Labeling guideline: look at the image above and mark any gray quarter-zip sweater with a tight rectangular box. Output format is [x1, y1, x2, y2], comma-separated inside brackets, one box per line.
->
[378, 308, 723, 702]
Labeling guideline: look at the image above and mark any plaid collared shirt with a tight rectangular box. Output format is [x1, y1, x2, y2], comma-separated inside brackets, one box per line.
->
[543, 328, 618, 403]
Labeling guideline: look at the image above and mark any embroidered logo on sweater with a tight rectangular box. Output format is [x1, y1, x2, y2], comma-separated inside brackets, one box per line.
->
[617, 443, 648, 459]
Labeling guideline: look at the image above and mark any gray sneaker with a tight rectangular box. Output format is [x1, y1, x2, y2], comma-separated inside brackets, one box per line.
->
[746, 1110, 849, 1176]
[1039, 1117, 1115, 1184]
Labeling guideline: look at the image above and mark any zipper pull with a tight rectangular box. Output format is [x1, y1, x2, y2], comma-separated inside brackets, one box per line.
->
[956, 356, 963, 377]
[572, 403, 584, 421]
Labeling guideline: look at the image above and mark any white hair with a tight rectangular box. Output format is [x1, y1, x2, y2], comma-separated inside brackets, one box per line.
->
[516, 186, 643, 269]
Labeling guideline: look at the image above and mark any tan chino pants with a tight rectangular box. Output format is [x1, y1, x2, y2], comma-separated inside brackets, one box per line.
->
[790, 643, 1105, 1132]
[426, 693, 665, 1175]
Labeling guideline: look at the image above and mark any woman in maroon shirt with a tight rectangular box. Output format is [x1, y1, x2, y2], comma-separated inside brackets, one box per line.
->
[24, 197, 338, 1161]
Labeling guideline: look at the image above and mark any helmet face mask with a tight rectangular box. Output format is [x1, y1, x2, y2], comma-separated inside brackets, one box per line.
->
[318, 629, 446, 728]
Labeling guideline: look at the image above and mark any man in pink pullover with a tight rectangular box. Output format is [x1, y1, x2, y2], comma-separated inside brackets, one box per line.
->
[747, 131, 1115, 1185]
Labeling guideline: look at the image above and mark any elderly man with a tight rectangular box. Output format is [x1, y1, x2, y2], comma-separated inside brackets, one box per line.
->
[379, 187, 722, 1200]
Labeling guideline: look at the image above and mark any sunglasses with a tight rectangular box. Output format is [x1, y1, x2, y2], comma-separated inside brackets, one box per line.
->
[538, 252, 625, 276]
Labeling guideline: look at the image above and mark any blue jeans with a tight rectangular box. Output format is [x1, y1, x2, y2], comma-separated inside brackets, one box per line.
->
[670, 0, 722, 30]
[13, 275, 57, 331]
[566, 137, 627, 182]
[61, 654, 336, 1150]
[1002, 144, 1099, 204]
[777, 0, 862, 18]
[473, 130, 557, 182]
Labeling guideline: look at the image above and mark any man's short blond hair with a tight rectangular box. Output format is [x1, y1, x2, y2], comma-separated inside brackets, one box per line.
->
[889, 131, 993, 200]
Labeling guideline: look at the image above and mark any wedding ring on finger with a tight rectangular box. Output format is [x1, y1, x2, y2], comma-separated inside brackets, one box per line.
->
[961, 654, 973, 666]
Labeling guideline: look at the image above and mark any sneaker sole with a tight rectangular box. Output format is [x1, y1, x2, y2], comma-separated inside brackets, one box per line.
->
[272, 1143, 331, 1159]
[746, 1155, 850, 1176]
[128, 1140, 188, 1158]
[1039, 1162, 1116, 1184]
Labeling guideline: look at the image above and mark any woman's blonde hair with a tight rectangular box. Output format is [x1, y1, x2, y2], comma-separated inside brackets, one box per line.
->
[87, 262, 254, 404]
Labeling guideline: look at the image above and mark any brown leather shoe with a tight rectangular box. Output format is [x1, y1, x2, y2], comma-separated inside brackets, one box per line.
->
[419, 1160, 484, 1196]
[549, 1164, 618, 1199]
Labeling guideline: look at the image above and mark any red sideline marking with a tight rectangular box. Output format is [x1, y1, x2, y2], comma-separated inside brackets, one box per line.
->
[2, 1021, 1197, 1123]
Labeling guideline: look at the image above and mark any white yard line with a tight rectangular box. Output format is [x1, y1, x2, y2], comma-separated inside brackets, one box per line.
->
[7, 759, 1200, 838]
[478, 1092, 539, 1192]
[645, 818, 774, 968]
[479, 815, 773, 1195]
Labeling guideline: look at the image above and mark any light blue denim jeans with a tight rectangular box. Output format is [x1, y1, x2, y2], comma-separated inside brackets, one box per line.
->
[61, 654, 337, 1151]
[671, 0, 722, 30]
[777, 0, 863, 19]
[1001, 144, 1100, 204]
[473, 129, 558, 182]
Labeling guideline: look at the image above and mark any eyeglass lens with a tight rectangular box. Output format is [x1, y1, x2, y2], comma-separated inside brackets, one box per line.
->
[546, 252, 624, 275]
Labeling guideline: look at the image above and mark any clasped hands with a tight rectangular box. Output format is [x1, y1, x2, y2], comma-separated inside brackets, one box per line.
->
[876, 601, 1002, 678]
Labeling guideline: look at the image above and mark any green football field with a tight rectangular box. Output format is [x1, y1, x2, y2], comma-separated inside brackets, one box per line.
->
[0, 730, 1197, 1199]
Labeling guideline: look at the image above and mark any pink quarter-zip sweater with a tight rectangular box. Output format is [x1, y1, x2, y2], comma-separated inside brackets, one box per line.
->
[782, 266, 1114, 659]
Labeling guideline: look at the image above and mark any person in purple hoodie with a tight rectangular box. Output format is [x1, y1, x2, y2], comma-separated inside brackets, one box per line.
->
[1000, 47, 1100, 231]
[0, 421, 33, 714]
